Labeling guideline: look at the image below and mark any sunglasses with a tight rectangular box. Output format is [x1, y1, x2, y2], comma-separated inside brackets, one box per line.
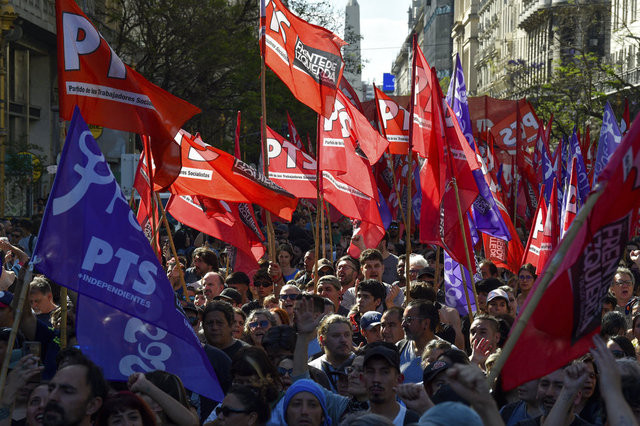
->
[278, 367, 293, 376]
[249, 320, 269, 329]
[215, 405, 249, 417]
[279, 294, 299, 301]
[254, 281, 272, 288]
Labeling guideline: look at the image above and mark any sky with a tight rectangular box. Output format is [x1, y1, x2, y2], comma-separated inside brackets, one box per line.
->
[334, 0, 412, 84]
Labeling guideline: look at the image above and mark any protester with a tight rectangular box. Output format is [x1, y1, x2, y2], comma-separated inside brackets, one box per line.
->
[28, 277, 58, 324]
[398, 301, 440, 383]
[95, 391, 157, 426]
[380, 307, 405, 345]
[202, 301, 249, 359]
[611, 266, 639, 328]
[243, 309, 277, 347]
[516, 264, 537, 308]
[279, 284, 302, 321]
[213, 385, 270, 426]
[282, 380, 330, 426]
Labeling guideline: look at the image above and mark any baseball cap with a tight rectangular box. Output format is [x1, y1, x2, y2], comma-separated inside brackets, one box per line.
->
[0, 291, 13, 308]
[360, 311, 382, 331]
[423, 360, 451, 384]
[215, 288, 242, 305]
[487, 288, 509, 304]
[363, 341, 400, 370]
[316, 258, 335, 274]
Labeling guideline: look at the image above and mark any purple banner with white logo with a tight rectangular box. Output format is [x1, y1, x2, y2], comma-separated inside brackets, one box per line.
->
[446, 54, 510, 241]
[32, 107, 223, 402]
[594, 102, 622, 184]
[443, 251, 477, 315]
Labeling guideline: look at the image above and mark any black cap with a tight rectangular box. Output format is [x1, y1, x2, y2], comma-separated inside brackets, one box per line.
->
[423, 360, 451, 384]
[363, 342, 400, 370]
[215, 288, 242, 305]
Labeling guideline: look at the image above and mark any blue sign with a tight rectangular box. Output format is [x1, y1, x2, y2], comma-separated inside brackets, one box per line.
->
[383, 73, 395, 92]
[33, 107, 223, 402]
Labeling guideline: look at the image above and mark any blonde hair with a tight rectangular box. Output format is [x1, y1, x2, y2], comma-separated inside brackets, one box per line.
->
[318, 314, 351, 338]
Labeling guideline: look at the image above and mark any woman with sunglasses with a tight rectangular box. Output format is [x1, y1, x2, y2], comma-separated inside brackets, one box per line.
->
[243, 309, 277, 347]
[214, 385, 270, 426]
[516, 263, 537, 311]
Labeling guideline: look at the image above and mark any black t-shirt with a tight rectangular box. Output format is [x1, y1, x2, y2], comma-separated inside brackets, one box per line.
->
[221, 338, 249, 360]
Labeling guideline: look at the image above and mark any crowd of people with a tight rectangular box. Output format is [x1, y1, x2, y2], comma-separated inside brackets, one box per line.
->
[0, 212, 639, 426]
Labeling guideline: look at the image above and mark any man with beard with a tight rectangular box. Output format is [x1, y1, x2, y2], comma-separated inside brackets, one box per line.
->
[43, 354, 107, 426]
[337, 256, 360, 310]
[184, 247, 219, 283]
[308, 314, 355, 394]
[362, 342, 420, 425]
[398, 301, 440, 383]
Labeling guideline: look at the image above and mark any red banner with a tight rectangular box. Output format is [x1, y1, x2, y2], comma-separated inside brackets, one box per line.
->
[374, 86, 410, 155]
[261, 0, 346, 117]
[56, 0, 200, 189]
[169, 130, 298, 221]
[266, 126, 317, 199]
[502, 113, 640, 390]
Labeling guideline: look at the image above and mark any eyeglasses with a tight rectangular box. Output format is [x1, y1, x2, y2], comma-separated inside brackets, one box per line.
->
[215, 405, 249, 417]
[613, 280, 633, 286]
[278, 366, 293, 376]
[254, 281, 272, 288]
[519, 275, 534, 281]
[402, 316, 425, 323]
[279, 294, 299, 301]
[249, 320, 269, 329]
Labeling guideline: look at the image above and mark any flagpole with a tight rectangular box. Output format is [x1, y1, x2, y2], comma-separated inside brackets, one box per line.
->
[405, 34, 418, 302]
[260, 26, 276, 263]
[434, 246, 441, 291]
[155, 193, 188, 298]
[314, 114, 322, 292]
[142, 136, 160, 259]
[60, 287, 67, 349]
[487, 189, 604, 387]
[325, 201, 333, 260]
[320, 193, 326, 259]
[0, 264, 32, 393]
[447, 63, 477, 318]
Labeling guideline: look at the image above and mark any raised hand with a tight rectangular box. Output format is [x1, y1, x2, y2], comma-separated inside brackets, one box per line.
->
[470, 337, 492, 368]
[295, 296, 321, 335]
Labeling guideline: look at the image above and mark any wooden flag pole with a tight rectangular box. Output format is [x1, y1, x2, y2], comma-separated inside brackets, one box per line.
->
[0, 264, 32, 393]
[487, 189, 604, 387]
[320, 194, 326, 260]
[404, 34, 418, 302]
[314, 114, 322, 292]
[260, 38, 276, 262]
[141, 136, 160, 259]
[155, 193, 188, 297]
[326, 201, 333, 261]
[434, 246, 442, 291]
[447, 56, 477, 316]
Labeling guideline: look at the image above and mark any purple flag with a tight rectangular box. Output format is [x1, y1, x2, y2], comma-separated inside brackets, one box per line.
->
[536, 131, 555, 203]
[446, 54, 510, 241]
[593, 102, 622, 184]
[32, 107, 223, 402]
[443, 251, 477, 315]
[569, 129, 591, 205]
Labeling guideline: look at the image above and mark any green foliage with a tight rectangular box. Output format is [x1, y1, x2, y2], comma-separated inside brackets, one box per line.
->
[97, 0, 328, 164]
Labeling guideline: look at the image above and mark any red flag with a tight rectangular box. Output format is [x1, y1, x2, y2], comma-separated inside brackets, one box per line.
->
[266, 126, 318, 199]
[56, 0, 200, 189]
[319, 91, 388, 197]
[170, 130, 298, 220]
[322, 170, 384, 257]
[133, 153, 160, 258]
[374, 86, 410, 154]
[502, 114, 640, 390]
[338, 76, 364, 113]
[234, 111, 242, 159]
[521, 186, 548, 271]
[166, 195, 264, 274]
[261, 0, 346, 117]
[540, 178, 559, 268]
[286, 112, 305, 151]
[562, 157, 579, 237]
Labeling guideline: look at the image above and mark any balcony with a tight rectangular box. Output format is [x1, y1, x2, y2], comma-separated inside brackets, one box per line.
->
[11, 0, 56, 34]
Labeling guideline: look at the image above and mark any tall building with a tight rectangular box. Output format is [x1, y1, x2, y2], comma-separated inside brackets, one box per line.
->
[343, 0, 363, 99]
[392, 0, 454, 95]
[4, 0, 134, 216]
[608, 0, 640, 93]
[451, 0, 479, 95]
